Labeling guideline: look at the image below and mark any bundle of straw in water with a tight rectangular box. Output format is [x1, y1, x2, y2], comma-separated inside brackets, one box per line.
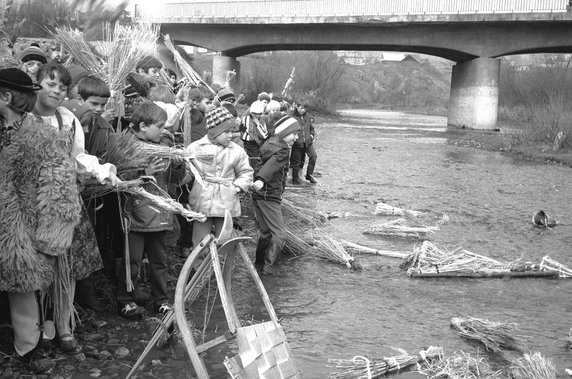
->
[401, 241, 506, 275]
[363, 218, 438, 239]
[373, 201, 423, 218]
[450, 316, 528, 353]
[510, 352, 557, 379]
[311, 233, 361, 270]
[328, 346, 442, 378]
[539, 256, 572, 278]
[283, 230, 361, 270]
[417, 350, 504, 379]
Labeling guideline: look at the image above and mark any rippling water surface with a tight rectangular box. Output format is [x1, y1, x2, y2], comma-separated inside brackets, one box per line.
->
[201, 109, 572, 378]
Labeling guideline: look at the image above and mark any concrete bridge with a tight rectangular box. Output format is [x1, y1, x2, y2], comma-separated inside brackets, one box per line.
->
[135, 0, 572, 129]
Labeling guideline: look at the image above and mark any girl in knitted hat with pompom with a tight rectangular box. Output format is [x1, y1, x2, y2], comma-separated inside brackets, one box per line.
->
[183, 106, 253, 258]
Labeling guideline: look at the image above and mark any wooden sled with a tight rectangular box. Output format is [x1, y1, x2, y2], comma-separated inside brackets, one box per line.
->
[174, 235, 300, 378]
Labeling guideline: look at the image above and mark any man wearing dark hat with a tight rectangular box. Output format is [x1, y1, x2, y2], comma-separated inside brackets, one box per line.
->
[0, 67, 77, 373]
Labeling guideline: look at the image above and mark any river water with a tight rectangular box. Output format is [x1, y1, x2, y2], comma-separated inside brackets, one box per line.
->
[198, 109, 572, 378]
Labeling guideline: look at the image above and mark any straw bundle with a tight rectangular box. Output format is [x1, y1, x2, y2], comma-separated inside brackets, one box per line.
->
[52, 27, 104, 77]
[283, 230, 361, 270]
[311, 233, 361, 270]
[281, 197, 328, 229]
[417, 350, 504, 379]
[373, 201, 423, 218]
[539, 256, 572, 278]
[363, 218, 438, 239]
[401, 241, 506, 275]
[162, 34, 208, 88]
[53, 23, 158, 93]
[450, 316, 528, 353]
[510, 352, 557, 379]
[81, 178, 205, 222]
[123, 186, 206, 222]
[101, 132, 191, 175]
[328, 346, 442, 379]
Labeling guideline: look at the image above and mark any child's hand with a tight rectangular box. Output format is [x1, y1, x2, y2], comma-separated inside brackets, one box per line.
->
[170, 150, 186, 165]
[145, 157, 167, 175]
[251, 180, 264, 191]
[101, 109, 116, 122]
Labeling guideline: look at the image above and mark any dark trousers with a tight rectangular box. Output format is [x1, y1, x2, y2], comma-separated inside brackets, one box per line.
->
[253, 199, 286, 249]
[117, 231, 169, 306]
[290, 144, 317, 176]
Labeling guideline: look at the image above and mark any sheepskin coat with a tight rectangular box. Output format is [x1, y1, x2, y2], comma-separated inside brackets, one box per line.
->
[0, 115, 81, 292]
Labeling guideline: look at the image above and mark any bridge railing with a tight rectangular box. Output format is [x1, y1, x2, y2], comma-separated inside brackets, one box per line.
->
[135, 0, 569, 20]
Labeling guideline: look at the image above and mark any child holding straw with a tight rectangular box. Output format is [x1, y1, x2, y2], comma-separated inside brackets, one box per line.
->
[183, 106, 253, 251]
[33, 62, 119, 353]
[251, 116, 300, 275]
[115, 101, 187, 318]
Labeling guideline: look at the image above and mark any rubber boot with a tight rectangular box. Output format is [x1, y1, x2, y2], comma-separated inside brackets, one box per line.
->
[292, 169, 301, 185]
[262, 242, 282, 275]
[75, 277, 105, 312]
[254, 236, 271, 271]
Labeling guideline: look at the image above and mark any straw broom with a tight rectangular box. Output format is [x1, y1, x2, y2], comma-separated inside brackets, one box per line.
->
[539, 256, 572, 278]
[450, 316, 528, 353]
[328, 346, 442, 378]
[163, 34, 210, 89]
[510, 352, 557, 379]
[363, 218, 438, 239]
[417, 350, 504, 379]
[373, 201, 423, 218]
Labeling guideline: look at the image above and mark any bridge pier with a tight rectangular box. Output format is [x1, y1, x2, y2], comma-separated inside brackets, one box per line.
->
[448, 58, 500, 130]
[212, 55, 241, 93]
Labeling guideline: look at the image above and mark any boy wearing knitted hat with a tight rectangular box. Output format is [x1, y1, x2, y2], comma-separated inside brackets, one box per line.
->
[251, 115, 300, 275]
[20, 44, 47, 83]
[183, 106, 253, 251]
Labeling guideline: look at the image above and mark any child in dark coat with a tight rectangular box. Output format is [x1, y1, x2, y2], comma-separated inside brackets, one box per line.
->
[251, 116, 300, 275]
[115, 102, 187, 317]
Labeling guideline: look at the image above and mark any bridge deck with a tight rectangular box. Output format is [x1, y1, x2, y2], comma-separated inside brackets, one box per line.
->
[136, 0, 570, 23]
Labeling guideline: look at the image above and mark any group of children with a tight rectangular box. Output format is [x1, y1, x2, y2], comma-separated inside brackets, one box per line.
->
[0, 43, 312, 373]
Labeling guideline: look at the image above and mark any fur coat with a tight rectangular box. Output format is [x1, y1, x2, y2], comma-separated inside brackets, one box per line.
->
[0, 116, 81, 293]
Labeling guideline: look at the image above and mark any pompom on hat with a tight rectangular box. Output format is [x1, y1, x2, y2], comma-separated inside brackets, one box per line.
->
[0, 68, 42, 92]
[20, 45, 47, 64]
[205, 106, 238, 139]
[274, 116, 300, 139]
[257, 91, 271, 102]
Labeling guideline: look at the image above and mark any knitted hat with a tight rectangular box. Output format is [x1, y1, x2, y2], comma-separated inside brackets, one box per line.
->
[250, 100, 265, 114]
[205, 106, 237, 138]
[20, 45, 47, 64]
[216, 87, 235, 102]
[0, 68, 42, 92]
[257, 92, 271, 102]
[274, 116, 300, 139]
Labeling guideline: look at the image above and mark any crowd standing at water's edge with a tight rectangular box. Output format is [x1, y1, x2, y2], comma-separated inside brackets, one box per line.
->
[0, 37, 318, 376]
